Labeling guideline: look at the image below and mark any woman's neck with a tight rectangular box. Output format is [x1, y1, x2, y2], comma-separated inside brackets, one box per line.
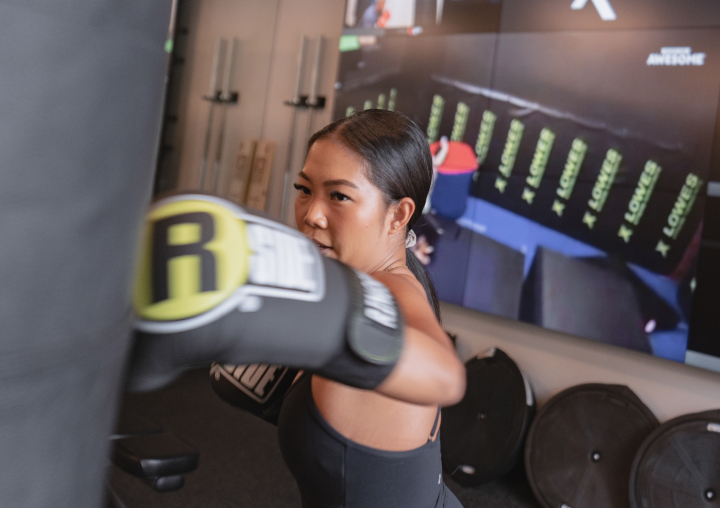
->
[371, 247, 407, 274]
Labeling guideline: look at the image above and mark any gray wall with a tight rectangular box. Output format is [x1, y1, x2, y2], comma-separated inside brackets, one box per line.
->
[443, 303, 720, 421]
[174, 0, 344, 224]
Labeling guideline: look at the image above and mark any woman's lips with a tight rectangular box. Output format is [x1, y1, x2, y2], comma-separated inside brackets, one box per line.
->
[312, 239, 332, 253]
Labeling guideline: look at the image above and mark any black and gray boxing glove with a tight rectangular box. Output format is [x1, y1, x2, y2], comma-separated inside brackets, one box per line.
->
[126, 194, 404, 392]
[209, 363, 298, 425]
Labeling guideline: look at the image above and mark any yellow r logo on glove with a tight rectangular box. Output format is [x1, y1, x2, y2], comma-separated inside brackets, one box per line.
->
[134, 197, 250, 321]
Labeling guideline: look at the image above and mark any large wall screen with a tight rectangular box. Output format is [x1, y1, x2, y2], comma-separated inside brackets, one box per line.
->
[336, 0, 720, 370]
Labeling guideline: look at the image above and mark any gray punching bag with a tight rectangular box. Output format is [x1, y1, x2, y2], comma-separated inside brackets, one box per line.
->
[0, 1, 171, 506]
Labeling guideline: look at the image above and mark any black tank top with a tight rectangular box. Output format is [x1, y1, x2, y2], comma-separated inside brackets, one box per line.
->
[277, 373, 463, 508]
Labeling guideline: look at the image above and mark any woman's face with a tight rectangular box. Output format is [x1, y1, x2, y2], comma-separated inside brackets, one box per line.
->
[294, 138, 397, 273]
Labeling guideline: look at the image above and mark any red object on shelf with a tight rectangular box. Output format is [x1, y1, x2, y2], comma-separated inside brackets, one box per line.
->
[430, 141, 478, 174]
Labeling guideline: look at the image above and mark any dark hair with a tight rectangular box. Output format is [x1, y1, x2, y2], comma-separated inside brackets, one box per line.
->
[307, 109, 441, 322]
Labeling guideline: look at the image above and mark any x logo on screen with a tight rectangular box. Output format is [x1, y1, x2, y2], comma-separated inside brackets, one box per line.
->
[570, 0, 617, 21]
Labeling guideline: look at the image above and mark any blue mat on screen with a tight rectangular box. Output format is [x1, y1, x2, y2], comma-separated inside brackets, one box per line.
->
[425, 197, 686, 362]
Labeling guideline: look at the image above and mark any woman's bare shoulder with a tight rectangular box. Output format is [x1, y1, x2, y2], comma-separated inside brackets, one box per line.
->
[370, 270, 443, 339]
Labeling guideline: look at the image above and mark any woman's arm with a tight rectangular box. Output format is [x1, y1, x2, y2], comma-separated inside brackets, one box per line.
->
[369, 271, 466, 406]
[130, 194, 463, 404]
[376, 327, 466, 406]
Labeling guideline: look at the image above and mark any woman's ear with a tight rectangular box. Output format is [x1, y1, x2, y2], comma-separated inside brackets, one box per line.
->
[388, 197, 415, 234]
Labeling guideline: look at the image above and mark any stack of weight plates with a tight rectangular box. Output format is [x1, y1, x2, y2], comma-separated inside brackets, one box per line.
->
[441, 348, 535, 486]
[525, 384, 658, 508]
[630, 409, 720, 508]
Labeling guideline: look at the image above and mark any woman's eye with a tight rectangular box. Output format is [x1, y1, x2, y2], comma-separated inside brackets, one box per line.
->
[330, 190, 350, 201]
[294, 183, 310, 195]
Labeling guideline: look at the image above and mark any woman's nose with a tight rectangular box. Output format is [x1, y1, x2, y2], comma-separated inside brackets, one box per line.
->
[304, 198, 328, 229]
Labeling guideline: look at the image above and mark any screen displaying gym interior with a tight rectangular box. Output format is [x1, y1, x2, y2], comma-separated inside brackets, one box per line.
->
[337, 0, 720, 369]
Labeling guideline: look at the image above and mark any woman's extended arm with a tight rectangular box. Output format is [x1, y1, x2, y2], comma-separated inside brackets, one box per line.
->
[129, 194, 464, 405]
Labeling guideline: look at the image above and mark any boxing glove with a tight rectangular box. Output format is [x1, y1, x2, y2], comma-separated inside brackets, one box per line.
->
[209, 363, 298, 425]
[126, 194, 404, 392]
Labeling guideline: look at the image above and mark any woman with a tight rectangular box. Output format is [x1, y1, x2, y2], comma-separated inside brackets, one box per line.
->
[277, 110, 465, 508]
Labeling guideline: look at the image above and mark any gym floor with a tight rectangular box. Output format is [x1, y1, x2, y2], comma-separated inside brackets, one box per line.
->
[108, 369, 541, 508]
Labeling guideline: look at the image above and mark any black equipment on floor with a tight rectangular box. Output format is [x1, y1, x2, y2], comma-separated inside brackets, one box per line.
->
[108, 368, 541, 508]
[110, 410, 199, 493]
[441, 348, 535, 486]
[629, 409, 720, 508]
[210, 363, 299, 425]
[525, 384, 658, 508]
[110, 410, 163, 440]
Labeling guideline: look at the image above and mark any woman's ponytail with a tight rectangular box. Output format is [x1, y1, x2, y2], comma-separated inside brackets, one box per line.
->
[406, 248, 441, 323]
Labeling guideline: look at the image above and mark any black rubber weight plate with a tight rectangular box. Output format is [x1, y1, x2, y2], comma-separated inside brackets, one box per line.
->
[441, 348, 534, 486]
[630, 409, 720, 508]
[525, 384, 658, 508]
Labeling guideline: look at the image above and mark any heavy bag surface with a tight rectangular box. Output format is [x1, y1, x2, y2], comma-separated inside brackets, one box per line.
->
[210, 364, 299, 425]
[630, 409, 720, 508]
[0, 1, 171, 506]
[441, 348, 535, 486]
[525, 384, 658, 508]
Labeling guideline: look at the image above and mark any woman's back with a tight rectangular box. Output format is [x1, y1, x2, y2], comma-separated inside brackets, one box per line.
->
[312, 271, 441, 452]
[277, 373, 462, 508]
[311, 374, 438, 451]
